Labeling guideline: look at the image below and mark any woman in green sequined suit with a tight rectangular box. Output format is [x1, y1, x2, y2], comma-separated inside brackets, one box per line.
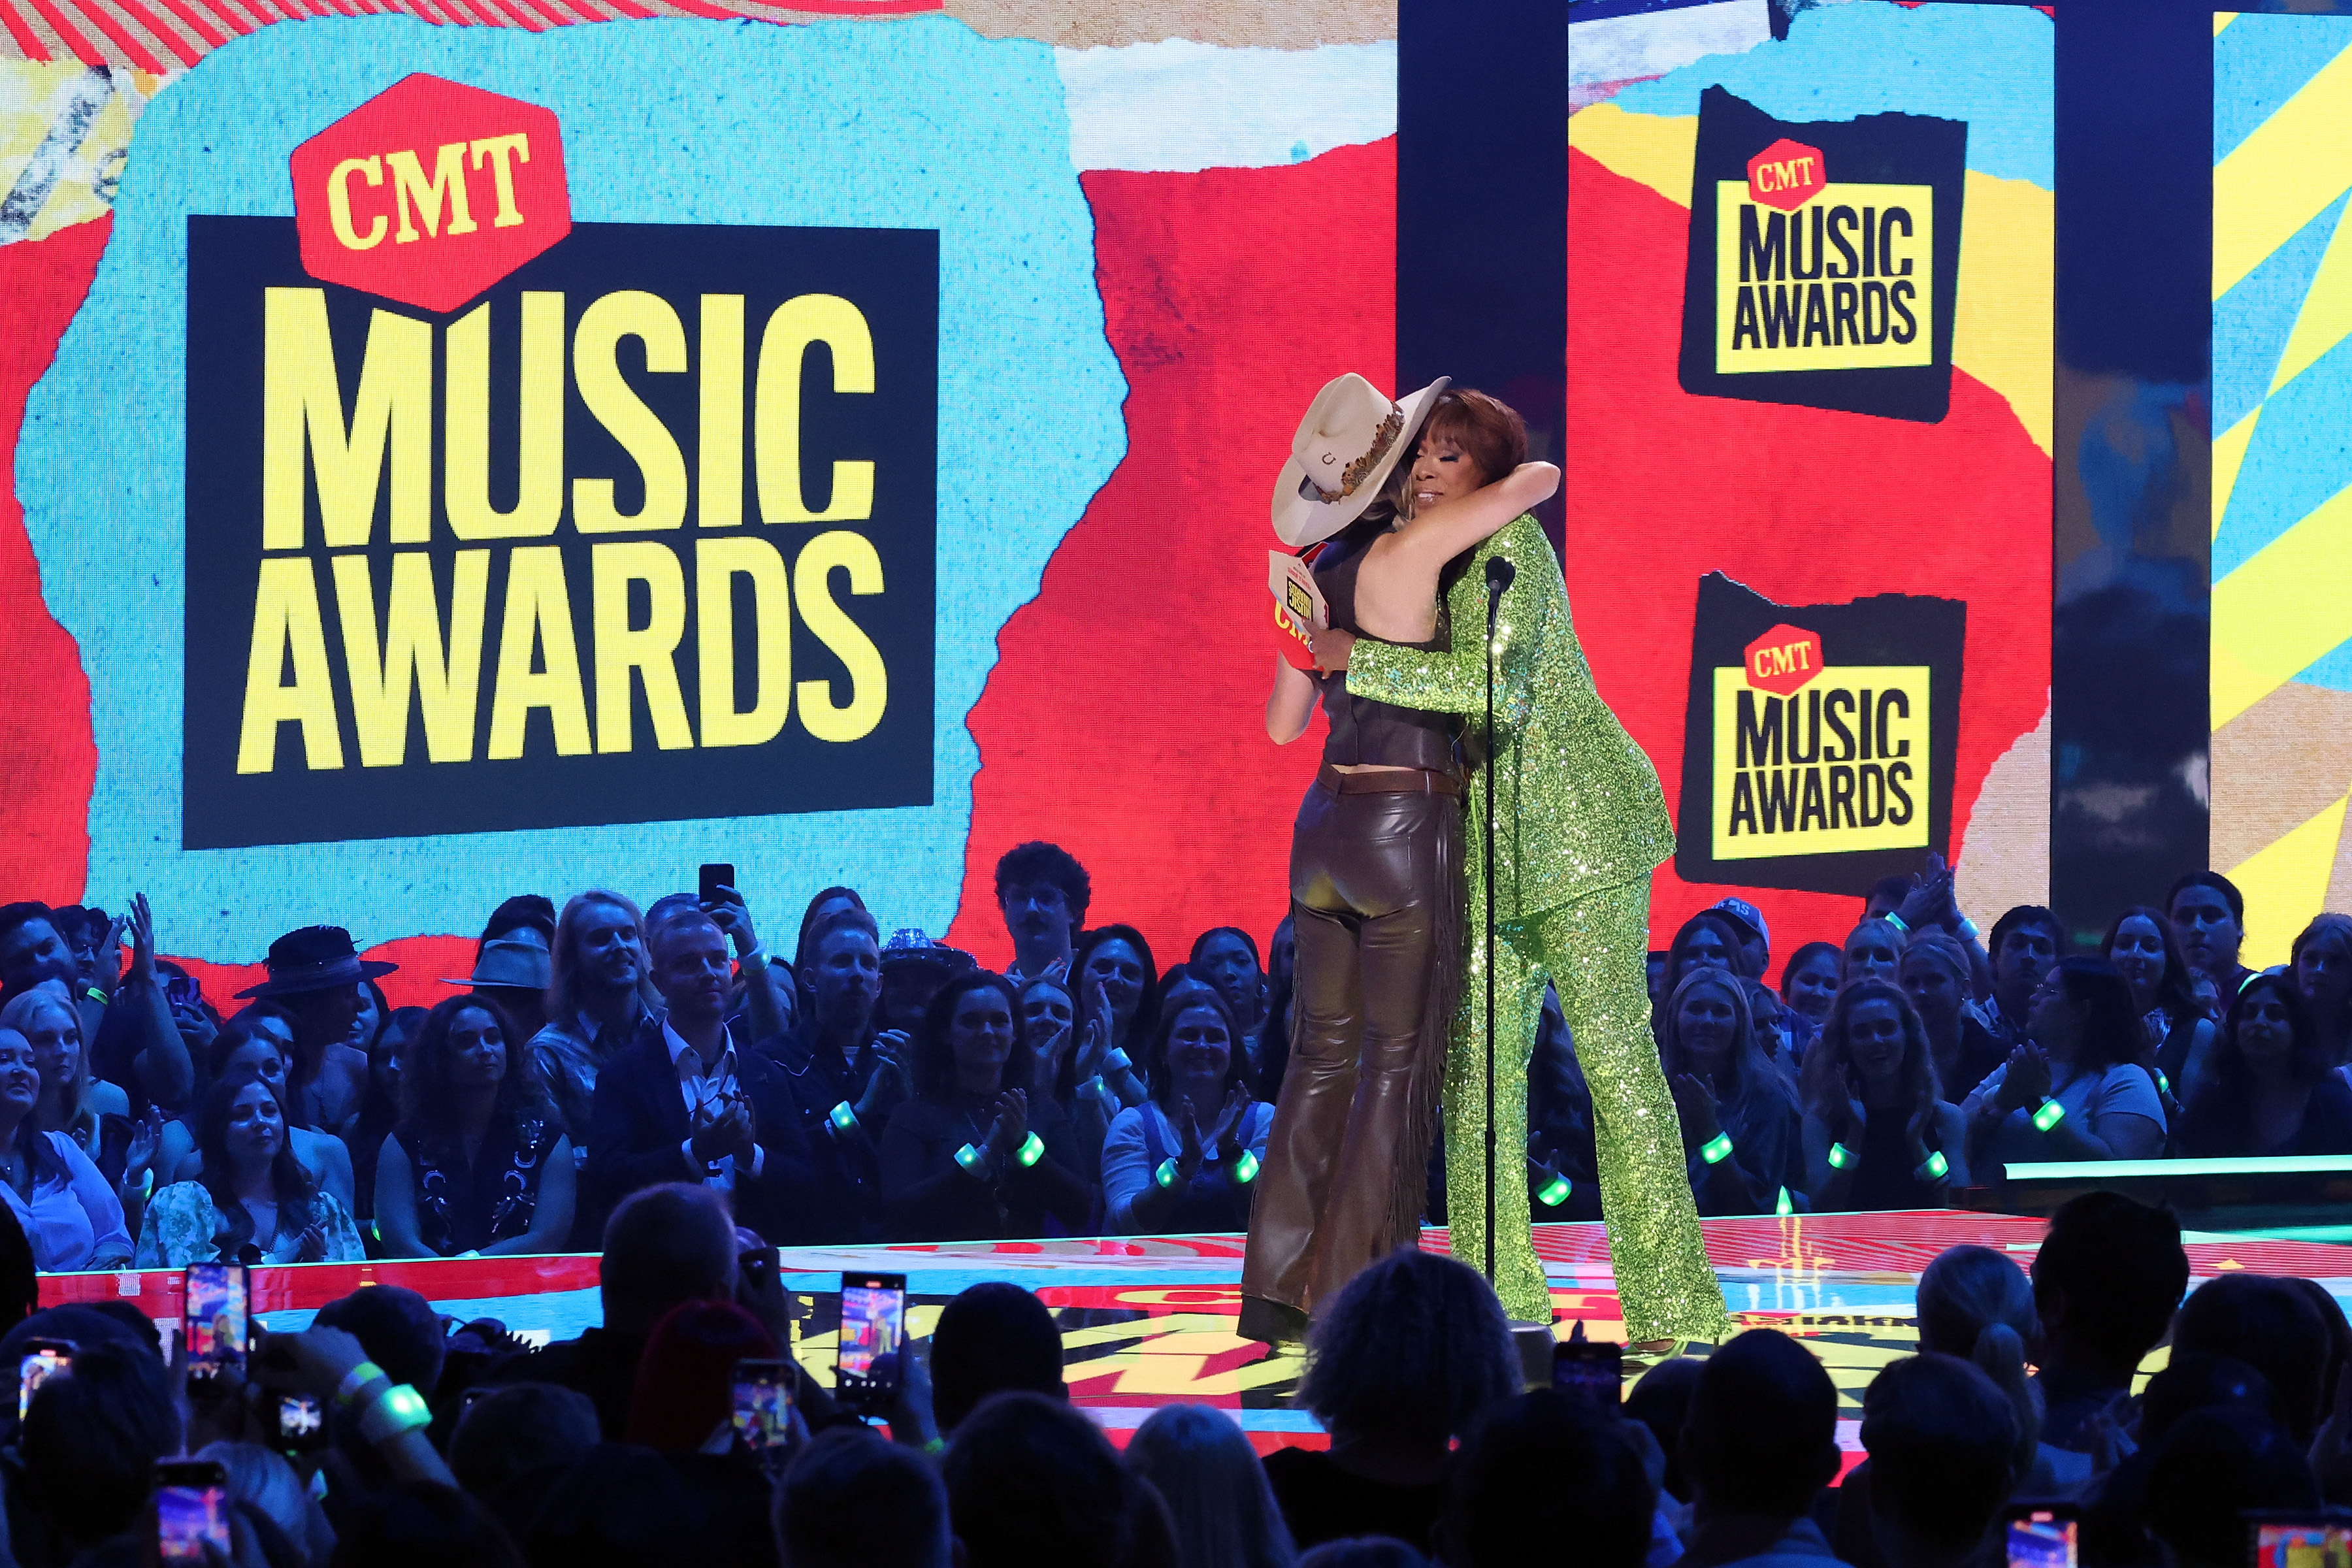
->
[1330, 391, 1733, 1341]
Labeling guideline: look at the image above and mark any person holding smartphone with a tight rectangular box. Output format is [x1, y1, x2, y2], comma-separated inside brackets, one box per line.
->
[1799, 980, 1968, 1213]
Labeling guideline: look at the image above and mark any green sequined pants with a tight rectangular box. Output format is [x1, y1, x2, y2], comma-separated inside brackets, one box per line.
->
[1450, 878, 1736, 1341]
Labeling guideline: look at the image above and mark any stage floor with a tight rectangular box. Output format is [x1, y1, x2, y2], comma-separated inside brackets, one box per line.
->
[48, 1210, 2352, 1456]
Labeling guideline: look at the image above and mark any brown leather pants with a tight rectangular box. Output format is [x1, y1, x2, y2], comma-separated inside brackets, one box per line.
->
[1239, 771, 1462, 1335]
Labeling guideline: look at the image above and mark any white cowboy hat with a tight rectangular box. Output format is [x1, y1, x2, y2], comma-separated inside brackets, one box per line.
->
[1270, 372, 1450, 547]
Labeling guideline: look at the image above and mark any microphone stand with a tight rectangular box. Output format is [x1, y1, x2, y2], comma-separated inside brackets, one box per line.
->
[1481, 555, 1514, 1287]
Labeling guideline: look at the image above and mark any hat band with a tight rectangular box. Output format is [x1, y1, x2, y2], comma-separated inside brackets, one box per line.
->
[1304, 406, 1404, 505]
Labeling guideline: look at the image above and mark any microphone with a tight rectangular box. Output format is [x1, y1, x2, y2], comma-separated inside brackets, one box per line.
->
[1485, 556, 1514, 631]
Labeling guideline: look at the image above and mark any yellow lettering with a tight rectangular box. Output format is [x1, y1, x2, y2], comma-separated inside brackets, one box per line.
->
[262, 289, 432, 551]
[591, 541, 693, 753]
[385, 141, 478, 243]
[696, 536, 790, 748]
[574, 291, 688, 534]
[237, 557, 345, 774]
[794, 529, 887, 742]
[486, 546, 592, 759]
[756, 293, 875, 525]
[327, 156, 387, 251]
[468, 133, 530, 229]
[332, 550, 489, 766]
[446, 293, 566, 540]
[700, 295, 744, 529]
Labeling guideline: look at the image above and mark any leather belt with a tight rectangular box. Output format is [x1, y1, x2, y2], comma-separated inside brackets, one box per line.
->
[1317, 764, 1462, 797]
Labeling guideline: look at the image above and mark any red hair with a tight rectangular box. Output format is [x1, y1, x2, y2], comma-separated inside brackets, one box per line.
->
[625, 1299, 777, 1450]
[1417, 389, 1527, 486]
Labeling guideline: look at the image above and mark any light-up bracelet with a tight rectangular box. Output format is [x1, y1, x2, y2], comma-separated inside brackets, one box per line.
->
[1914, 1149, 1950, 1183]
[955, 1143, 991, 1177]
[1827, 1142, 1855, 1171]
[1015, 1131, 1045, 1168]
[1775, 1185, 1795, 1217]
[2031, 1098, 2066, 1133]
[1535, 1172, 1573, 1207]
[336, 1360, 389, 1409]
[357, 1383, 432, 1445]
[1154, 1158, 1181, 1190]
[1699, 1132, 1736, 1166]
[828, 1102, 858, 1135]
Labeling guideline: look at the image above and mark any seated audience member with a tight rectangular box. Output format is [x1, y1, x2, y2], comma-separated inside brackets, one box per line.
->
[137, 1077, 363, 1264]
[996, 841, 1091, 986]
[2102, 906, 2214, 1099]
[2075, 1350, 2286, 1568]
[1659, 970, 1806, 1216]
[328, 1482, 524, 1568]
[1674, 1330, 1844, 1568]
[878, 930, 975, 1037]
[1859, 1356, 2019, 1568]
[442, 937, 553, 1058]
[942, 1390, 1177, 1568]
[1191, 927, 1275, 1083]
[1801, 979, 1968, 1212]
[1260, 914, 1297, 1102]
[316, 1282, 448, 1407]
[2144, 1408, 2319, 1568]
[1965, 958, 2166, 1176]
[879, 972, 1092, 1241]
[1020, 973, 1079, 1101]
[586, 911, 816, 1247]
[1, 988, 129, 1178]
[777, 1427, 955, 1568]
[1840, 919, 1908, 989]
[479, 893, 555, 954]
[1900, 934, 2004, 1105]
[1864, 875, 1913, 924]
[1071, 924, 1160, 1110]
[2180, 972, 2352, 1158]
[1264, 1249, 1521, 1555]
[233, 925, 385, 1138]
[1527, 987, 1603, 1224]
[5, 896, 192, 1118]
[531, 890, 661, 1166]
[199, 1439, 336, 1565]
[2293, 912, 2352, 1070]
[1663, 911, 1746, 994]
[448, 1382, 601, 1508]
[158, 1016, 356, 1214]
[2026, 1190, 2188, 1450]
[17, 1339, 179, 1561]
[626, 1299, 787, 1568]
[770, 906, 896, 1244]
[2167, 871, 2254, 1002]
[351, 1002, 421, 1224]
[1624, 1357, 1704, 1518]
[792, 886, 868, 1007]
[487, 1183, 738, 1437]
[1911, 1245, 2066, 1489]
[1780, 943, 1844, 1029]
[1712, 898, 1811, 1064]
[0, 1026, 131, 1270]
[1128, 1403, 1298, 1568]
[1439, 1390, 1649, 1568]
[376, 995, 577, 1259]
[1103, 991, 1273, 1235]
[2172, 1273, 2332, 1442]
[1983, 907, 2064, 1050]
[930, 1281, 1068, 1433]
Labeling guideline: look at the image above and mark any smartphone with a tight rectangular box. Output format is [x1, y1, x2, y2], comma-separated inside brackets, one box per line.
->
[155, 1459, 232, 1565]
[182, 1262, 249, 1388]
[836, 1271, 907, 1409]
[2006, 1504, 2080, 1568]
[16, 1338, 73, 1422]
[274, 1391, 330, 1455]
[732, 1357, 794, 1459]
[2247, 1513, 2352, 1568]
[1553, 1339, 1623, 1406]
[699, 863, 736, 907]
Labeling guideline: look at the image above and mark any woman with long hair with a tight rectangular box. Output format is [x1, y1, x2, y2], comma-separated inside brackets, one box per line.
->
[1102, 990, 1273, 1235]
[137, 1077, 363, 1265]
[1899, 932, 2004, 1107]
[2102, 905, 2214, 1101]
[1665, 911, 1745, 991]
[1658, 968, 1805, 1216]
[0, 1027, 130, 1271]
[2292, 913, 2352, 1071]
[159, 1019, 356, 1213]
[2180, 973, 2352, 1158]
[530, 889, 661, 1149]
[375, 994, 574, 1258]
[1778, 941, 1843, 1029]
[1838, 919, 1908, 989]
[878, 972, 1092, 1241]
[1963, 957, 2168, 1179]
[1799, 979, 1967, 1212]
[1067, 924, 1158, 1112]
[1127, 1403, 1296, 1568]
[1292, 384, 1728, 1342]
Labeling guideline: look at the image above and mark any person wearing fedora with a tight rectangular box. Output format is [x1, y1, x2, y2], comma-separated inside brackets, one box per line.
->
[235, 926, 393, 1142]
[442, 938, 554, 1051]
[1239, 372, 1569, 1346]
[1314, 387, 1734, 1345]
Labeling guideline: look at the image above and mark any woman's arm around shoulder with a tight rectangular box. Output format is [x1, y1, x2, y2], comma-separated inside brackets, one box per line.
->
[1381, 463, 1560, 572]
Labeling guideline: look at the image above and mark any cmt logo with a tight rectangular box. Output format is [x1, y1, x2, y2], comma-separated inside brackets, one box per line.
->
[291, 74, 571, 313]
[1746, 138, 1824, 212]
[1744, 623, 1823, 696]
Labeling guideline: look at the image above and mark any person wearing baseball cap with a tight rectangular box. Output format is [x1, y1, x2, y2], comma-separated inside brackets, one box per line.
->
[235, 926, 396, 1135]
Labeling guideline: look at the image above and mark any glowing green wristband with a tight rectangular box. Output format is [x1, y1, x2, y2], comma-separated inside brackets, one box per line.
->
[1015, 1131, 1045, 1168]
[1535, 1172, 1573, 1207]
[1154, 1158, 1180, 1190]
[955, 1143, 990, 1176]
[1231, 1149, 1260, 1184]
[2156, 1070, 2170, 1095]
[1914, 1149, 1950, 1183]
[336, 1360, 389, 1409]
[1699, 1132, 1735, 1166]
[357, 1382, 432, 1445]
[2031, 1098, 2066, 1133]
[1827, 1142, 1855, 1171]
[1882, 912, 1910, 935]
[828, 1101, 858, 1134]
[1775, 1185, 1795, 1217]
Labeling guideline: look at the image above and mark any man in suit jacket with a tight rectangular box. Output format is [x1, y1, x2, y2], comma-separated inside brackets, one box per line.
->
[586, 910, 821, 1247]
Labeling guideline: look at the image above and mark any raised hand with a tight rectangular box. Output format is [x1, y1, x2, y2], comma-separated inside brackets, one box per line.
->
[1177, 1098, 1206, 1181]
[1670, 1073, 1722, 1143]
[991, 1088, 1030, 1156]
[123, 1109, 165, 1183]
[703, 884, 759, 959]
[127, 892, 158, 984]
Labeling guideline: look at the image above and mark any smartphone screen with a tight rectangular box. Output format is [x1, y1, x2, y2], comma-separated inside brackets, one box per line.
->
[2249, 1518, 2352, 1568]
[699, 864, 735, 907]
[1553, 1340, 1622, 1405]
[732, 1358, 794, 1457]
[2006, 1506, 2078, 1568]
[836, 1272, 907, 1406]
[182, 1262, 249, 1386]
[275, 1392, 329, 1454]
[16, 1339, 73, 1423]
[155, 1460, 231, 1565]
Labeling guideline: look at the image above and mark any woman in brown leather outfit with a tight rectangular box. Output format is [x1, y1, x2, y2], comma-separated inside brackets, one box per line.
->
[1237, 373, 1560, 1344]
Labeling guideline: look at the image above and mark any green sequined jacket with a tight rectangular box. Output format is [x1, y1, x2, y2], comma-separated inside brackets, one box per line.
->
[1346, 514, 1675, 922]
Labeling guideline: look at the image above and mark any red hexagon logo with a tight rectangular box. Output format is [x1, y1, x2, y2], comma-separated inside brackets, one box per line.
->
[1746, 138, 1827, 212]
[1742, 623, 1825, 697]
[291, 74, 570, 314]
